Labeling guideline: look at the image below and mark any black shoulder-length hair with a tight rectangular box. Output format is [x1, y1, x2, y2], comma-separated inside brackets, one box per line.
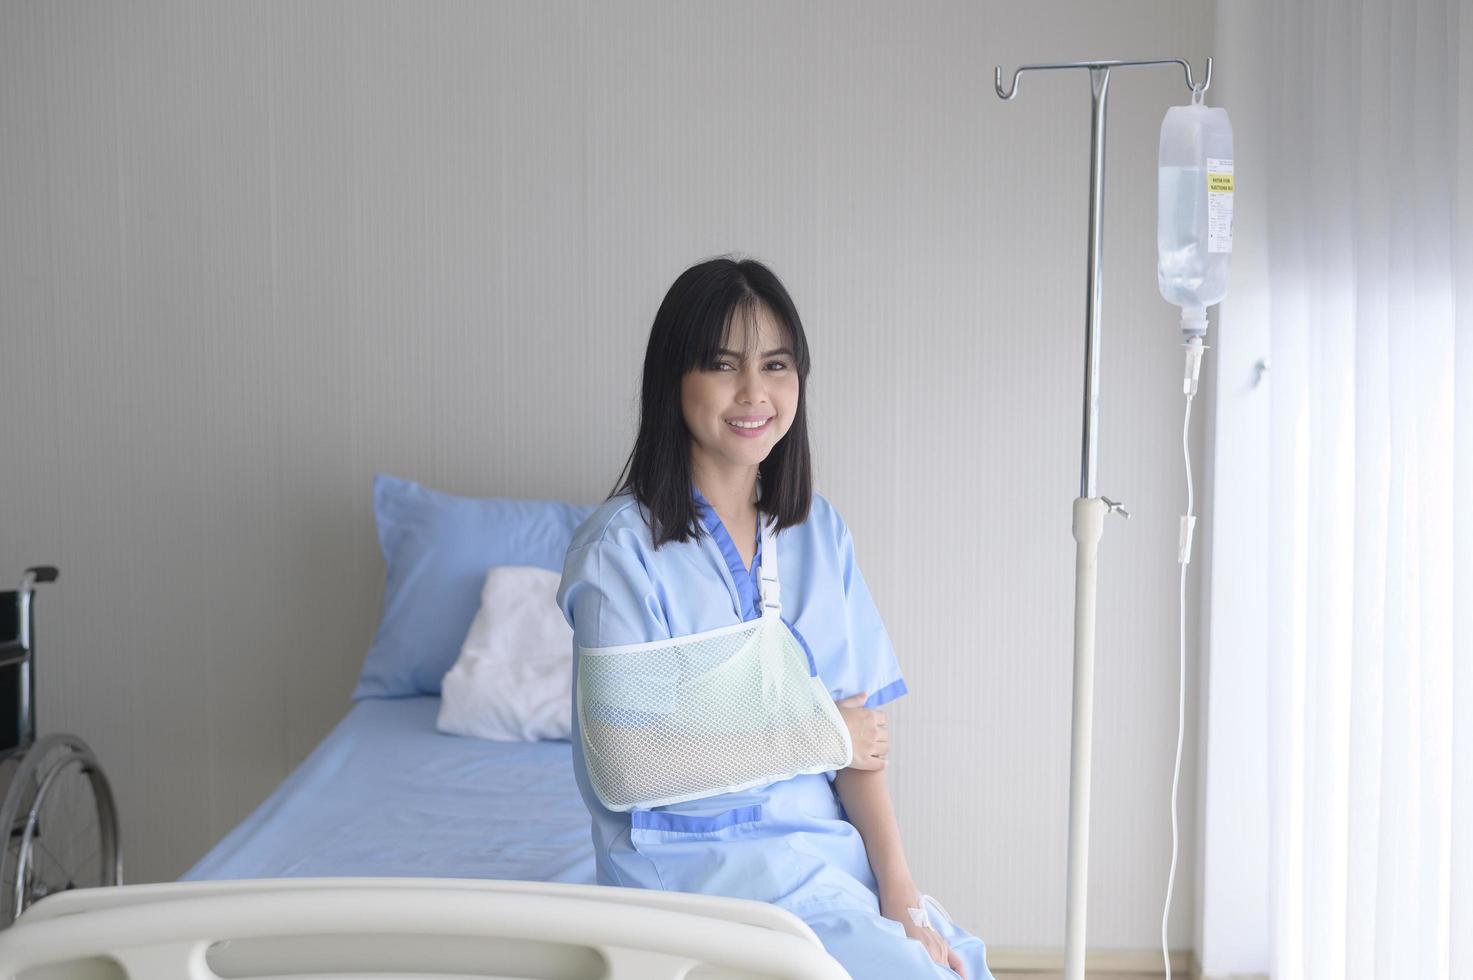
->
[609, 255, 813, 547]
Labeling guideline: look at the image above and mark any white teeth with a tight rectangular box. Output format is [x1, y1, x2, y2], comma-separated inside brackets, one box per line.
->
[728, 419, 769, 429]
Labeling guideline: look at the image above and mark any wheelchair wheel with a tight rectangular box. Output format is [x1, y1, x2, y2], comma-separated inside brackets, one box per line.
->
[0, 733, 121, 927]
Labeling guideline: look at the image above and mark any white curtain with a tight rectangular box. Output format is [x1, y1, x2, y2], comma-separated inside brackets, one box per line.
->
[1248, 0, 1472, 977]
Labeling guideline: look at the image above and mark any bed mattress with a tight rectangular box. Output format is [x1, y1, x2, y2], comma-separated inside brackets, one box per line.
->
[183, 697, 595, 884]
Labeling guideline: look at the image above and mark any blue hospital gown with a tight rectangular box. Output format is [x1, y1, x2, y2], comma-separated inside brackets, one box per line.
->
[556, 487, 994, 979]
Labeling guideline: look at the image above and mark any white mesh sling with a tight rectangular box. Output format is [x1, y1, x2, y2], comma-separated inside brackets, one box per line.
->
[576, 514, 854, 812]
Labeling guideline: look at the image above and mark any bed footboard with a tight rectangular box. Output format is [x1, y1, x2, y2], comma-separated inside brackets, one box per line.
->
[0, 877, 850, 980]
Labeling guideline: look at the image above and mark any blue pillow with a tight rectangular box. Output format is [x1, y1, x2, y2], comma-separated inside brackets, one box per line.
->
[354, 474, 596, 699]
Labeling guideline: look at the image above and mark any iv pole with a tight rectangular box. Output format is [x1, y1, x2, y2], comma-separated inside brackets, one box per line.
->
[993, 57, 1211, 980]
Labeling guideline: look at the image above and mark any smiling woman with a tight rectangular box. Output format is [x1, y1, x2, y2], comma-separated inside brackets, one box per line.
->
[608, 257, 815, 549]
[559, 256, 995, 979]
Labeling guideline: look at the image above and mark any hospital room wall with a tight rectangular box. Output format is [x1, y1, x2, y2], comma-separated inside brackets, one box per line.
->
[0, 0, 1214, 957]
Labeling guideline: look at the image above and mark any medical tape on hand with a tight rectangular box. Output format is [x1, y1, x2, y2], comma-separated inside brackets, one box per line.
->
[907, 893, 948, 932]
[906, 900, 933, 931]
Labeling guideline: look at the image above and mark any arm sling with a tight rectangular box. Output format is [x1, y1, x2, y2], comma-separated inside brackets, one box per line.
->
[576, 514, 854, 812]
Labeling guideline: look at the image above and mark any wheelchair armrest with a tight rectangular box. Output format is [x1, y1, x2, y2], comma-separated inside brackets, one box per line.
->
[0, 641, 29, 670]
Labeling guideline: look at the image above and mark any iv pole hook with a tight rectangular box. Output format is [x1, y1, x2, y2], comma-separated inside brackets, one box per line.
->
[994, 56, 1211, 101]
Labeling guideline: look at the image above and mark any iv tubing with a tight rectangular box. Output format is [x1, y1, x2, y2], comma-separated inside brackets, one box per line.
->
[1162, 340, 1200, 980]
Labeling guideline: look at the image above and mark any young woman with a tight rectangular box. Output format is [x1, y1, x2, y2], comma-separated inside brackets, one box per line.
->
[557, 256, 993, 979]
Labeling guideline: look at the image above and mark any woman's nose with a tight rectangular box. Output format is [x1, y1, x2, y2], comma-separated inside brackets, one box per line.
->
[736, 365, 769, 403]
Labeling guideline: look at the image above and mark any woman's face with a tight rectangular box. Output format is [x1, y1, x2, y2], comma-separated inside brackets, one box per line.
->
[681, 304, 800, 476]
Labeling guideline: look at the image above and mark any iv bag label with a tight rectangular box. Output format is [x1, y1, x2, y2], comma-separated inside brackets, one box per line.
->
[1207, 158, 1234, 254]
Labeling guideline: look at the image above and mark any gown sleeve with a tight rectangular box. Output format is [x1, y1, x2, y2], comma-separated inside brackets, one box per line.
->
[557, 527, 671, 651]
[836, 522, 909, 708]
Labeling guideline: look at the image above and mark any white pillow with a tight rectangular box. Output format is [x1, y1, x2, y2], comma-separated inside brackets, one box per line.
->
[437, 565, 573, 741]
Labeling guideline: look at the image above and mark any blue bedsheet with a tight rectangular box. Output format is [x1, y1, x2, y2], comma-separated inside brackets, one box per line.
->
[183, 697, 595, 884]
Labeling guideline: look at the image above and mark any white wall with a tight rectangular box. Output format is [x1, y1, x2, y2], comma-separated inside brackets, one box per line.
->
[0, 0, 1213, 955]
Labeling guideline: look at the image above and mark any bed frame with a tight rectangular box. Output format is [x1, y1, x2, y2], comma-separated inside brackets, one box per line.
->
[0, 877, 850, 979]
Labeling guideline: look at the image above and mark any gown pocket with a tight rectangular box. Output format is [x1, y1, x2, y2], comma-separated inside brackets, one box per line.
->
[627, 804, 806, 900]
[630, 805, 763, 837]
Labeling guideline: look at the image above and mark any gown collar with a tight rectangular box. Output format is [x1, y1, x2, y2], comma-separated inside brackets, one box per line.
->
[691, 483, 764, 620]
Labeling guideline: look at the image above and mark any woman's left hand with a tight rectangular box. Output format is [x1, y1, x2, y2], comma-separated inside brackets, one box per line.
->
[880, 892, 967, 978]
[835, 694, 889, 770]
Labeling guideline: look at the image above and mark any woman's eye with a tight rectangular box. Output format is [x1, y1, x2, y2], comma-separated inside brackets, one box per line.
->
[709, 360, 786, 372]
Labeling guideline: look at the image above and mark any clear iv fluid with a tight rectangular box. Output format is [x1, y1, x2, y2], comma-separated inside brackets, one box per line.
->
[1157, 166, 1228, 309]
[1157, 102, 1233, 336]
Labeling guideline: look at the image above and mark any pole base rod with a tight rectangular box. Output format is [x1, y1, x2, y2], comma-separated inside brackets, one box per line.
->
[1065, 497, 1107, 980]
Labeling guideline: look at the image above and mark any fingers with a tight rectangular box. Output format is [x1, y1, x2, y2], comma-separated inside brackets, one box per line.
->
[921, 930, 962, 978]
[838, 698, 892, 771]
[896, 915, 961, 975]
[923, 931, 947, 967]
[856, 730, 888, 766]
[854, 719, 890, 768]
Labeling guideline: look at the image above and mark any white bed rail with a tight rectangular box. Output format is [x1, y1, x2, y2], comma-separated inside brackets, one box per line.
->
[0, 877, 851, 980]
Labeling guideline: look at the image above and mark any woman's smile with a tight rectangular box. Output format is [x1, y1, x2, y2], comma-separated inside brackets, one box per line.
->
[725, 415, 774, 437]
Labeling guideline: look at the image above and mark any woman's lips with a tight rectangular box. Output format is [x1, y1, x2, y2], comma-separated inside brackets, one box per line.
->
[725, 418, 772, 438]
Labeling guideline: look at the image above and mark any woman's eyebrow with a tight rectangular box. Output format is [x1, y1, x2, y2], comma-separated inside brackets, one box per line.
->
[717, 347, 793, 358]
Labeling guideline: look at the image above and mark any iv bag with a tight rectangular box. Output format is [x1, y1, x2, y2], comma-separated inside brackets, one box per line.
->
[1158, 100, 1234, 336]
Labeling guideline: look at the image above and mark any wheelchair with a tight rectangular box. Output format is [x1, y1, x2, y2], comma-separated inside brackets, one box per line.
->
[0, 566, 121, 927]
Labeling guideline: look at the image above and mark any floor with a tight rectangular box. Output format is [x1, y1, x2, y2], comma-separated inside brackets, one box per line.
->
[994, 974, 1161, 980]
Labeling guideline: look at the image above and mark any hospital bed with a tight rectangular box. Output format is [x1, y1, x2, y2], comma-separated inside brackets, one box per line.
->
[0, 696, 849, 978]
[0, 477, 854, 976]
